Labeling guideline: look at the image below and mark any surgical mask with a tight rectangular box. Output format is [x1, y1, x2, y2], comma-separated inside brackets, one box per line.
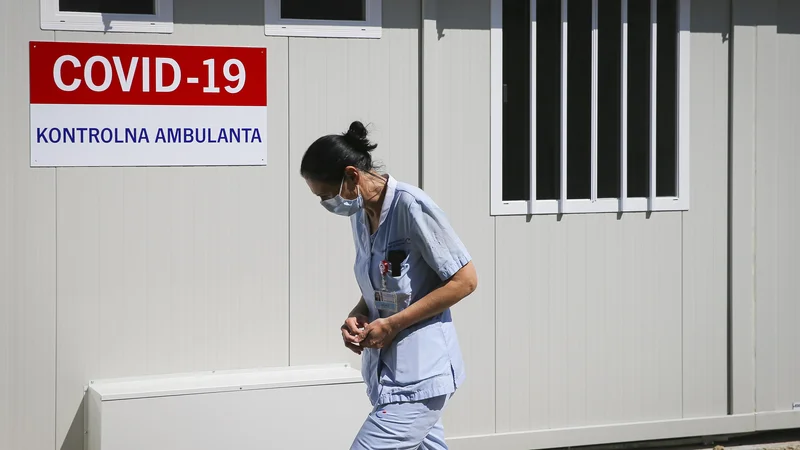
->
[321, 176, 362, 217]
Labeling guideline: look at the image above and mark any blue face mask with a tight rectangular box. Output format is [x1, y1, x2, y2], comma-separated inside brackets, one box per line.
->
[321, 176, 362, 217]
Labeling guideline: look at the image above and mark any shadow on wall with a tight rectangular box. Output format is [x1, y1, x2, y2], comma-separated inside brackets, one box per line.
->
[430, 0, 491, 40]
[422, 0, 800, 45]
[123, 0, 800, 37]
[690, 0, 731, 42]
[728, 0, 800, 34]
[168, 0, 493, 35]
[776, 0, 800, 34]
[60, 395, 83, 450]
[678, 0, 798, 41]
[171, 0, 419, 28]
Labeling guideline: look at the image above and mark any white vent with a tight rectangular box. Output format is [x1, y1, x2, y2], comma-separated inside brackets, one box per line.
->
[86, 364, 369, 450]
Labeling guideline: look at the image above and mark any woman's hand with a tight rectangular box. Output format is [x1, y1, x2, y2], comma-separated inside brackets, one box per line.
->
[341, 314, 369, 355]
[359, 318, 400, 349]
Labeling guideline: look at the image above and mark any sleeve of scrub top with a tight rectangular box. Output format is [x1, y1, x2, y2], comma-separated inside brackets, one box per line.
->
[406, 196, 472, 281]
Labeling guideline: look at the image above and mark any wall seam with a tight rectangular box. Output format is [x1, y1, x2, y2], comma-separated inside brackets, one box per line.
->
[54, 166, 59, 450]
[681, 0, 691, 418]
[494, 217, 498, 434]
[749, 4, 758, 415]
[681, 212, 685, 418]
[726, 0, 735, 416]
[418, 0, 425, 189]
[53, 26, 59, 450]
[490, 0, 499, 434]
[286, 36, 292, 367]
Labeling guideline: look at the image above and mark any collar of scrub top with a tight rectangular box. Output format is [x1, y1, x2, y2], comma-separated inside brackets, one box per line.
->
[365, 174, 397, 240]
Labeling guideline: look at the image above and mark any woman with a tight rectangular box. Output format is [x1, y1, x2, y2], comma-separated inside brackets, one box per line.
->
[300, 121, 477, 450]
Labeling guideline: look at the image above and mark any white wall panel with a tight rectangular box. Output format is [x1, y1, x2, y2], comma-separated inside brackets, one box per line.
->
[753, 1, 781, 417]
[754, 0, 800, 415]
[0, 16, 10, 439]
[287, 0, 419, 368]
[52, 1, 290, 448]
[730, 0, 758, 416]
[421, 0, 497, 437]
[681, 0, 730, 419]
[0, 1, 57, 450]
[771, 0, 800, 413]
[496, 213, 684, 432]
[0, 148, 8, 450]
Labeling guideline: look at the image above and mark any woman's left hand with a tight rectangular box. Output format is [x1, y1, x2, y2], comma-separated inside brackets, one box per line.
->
[359, 318, 400, 349]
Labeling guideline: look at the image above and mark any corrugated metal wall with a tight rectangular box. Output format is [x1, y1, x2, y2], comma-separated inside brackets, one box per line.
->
[287, 2, 420, 369]
[420, 0, 497, 437]
[428, 2, 800, 436]
[728, 0, 800, 426]
[730, 0, 800, 420]
[49, 0, 291, 447]
[1, 0, 800, 449]
[755, 0, 800, 418]
[425, 0, 729, 437]
[1, 1, 58, 449]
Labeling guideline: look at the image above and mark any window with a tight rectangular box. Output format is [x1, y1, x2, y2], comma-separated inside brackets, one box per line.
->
[490, 0, 690, 216]
[264, 0, 382, 38]
[40, 0, 173, 33]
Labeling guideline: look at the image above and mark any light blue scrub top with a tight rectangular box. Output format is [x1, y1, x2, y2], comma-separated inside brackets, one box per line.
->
[350, 174, 471, 407]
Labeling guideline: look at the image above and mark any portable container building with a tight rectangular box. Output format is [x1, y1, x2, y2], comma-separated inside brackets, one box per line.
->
[1, 0, 799, 449]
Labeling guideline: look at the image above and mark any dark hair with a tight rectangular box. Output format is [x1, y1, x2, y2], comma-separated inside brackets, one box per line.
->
[300, 121, 378, 184]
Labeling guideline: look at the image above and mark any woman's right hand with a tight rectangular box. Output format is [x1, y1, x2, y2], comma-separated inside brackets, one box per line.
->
[341, 314, 369, 355]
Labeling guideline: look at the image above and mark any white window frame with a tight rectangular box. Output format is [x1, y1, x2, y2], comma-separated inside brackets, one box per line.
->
[490, 0, 691, 216]
[264, 0, 382, 39]
[40, 0, 173, 33]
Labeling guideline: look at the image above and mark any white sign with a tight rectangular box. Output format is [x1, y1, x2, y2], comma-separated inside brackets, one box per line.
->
[29, 41, 268, 167]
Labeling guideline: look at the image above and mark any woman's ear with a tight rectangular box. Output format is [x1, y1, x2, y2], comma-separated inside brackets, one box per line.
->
[344, 166, 360, 184]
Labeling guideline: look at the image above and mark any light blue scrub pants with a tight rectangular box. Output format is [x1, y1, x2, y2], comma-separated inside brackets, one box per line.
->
[349, 394, 451, 450]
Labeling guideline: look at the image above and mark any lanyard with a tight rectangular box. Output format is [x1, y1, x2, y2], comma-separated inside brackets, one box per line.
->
[364, 194, 398, 294]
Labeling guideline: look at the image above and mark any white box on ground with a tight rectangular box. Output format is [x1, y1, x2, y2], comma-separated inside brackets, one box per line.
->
[86, 364, 370, 450]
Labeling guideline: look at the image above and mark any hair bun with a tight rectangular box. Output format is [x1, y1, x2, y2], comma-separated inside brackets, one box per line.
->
[346, 121, 368, 140]
[343, 121, 377, 153]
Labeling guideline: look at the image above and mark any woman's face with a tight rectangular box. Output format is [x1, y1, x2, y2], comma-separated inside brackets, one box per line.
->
[305, 169, 360, 202]
[305, 178, 340, 202]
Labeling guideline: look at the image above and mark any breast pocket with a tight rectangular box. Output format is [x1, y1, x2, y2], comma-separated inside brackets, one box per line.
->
[384, 246, 412, 310]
